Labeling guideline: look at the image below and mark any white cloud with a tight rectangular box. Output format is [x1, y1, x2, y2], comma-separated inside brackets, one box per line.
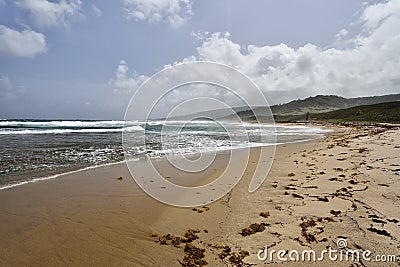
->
[361, 0, 400, 30]
[0, 25, 47, 57]
[16, 0, 82, 29]
[123, 0, 192, 27]
[109, 60, 147, 93]
[335, 29, 349, 40]
[92, 5, 102, 18]
[180, 0, 400, 104]
[112, 0, 400, 112]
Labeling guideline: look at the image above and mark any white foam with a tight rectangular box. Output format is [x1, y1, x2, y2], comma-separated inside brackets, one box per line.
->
[0, 120, 139, 128]
[0, 125, 144, 135]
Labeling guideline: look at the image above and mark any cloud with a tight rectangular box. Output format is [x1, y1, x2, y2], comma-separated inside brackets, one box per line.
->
[123, 0, 192, 27]
[91, 5, 102, 18]
[16, 0, 82, 29]
[109, 60, 147, 93]
[335, 29, 348, 40]
[181, 0, 400, 104]
[0, 25, 47, 57]
[111, 0, 400, 115]
[361, 0, 400, 31]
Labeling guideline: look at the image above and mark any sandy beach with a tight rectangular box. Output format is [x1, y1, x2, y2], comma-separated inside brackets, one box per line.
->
[0, 124, 399, 266]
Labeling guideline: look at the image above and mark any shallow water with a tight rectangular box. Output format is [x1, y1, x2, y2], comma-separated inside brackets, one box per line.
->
[0, 119, 330, 188]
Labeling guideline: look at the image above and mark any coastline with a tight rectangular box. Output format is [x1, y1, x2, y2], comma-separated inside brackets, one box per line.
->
[0, 124, 399, 266]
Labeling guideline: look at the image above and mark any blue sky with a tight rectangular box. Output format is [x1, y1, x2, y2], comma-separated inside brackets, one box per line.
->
[0, 0, 399, 119]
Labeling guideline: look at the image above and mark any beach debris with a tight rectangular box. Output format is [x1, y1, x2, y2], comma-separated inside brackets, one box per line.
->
[371, 218, 386, 224]
[299, 218, 317, 243]
[184, 229, 201, 242]
[292, 193, 304, 199]
[192, 208, 203, 213]
[157, 233, 182, 247]
[178, 244, 207, 267]
[366, 227, 391, 237]
[218, 246, 231, 259]
[153, 228, 200, 247]
[213, 245, 250, 266]
[259, 211, 270, 218]
[153, 229, 208, 266]
[240, 223, 268, 237]
[315, 196, 329, 202]
[192, 206, 210, 213]
[334, 187, 352, 197]
[116, 176, 123, 180]
[171, 236, 184, 247]
[358, 148, 369, 153]
[330, 210, 341, 216]
[284, 185, 297, 190]
[228, 250, 250, 266]
[377, 183, 389, 187]
[303, 185, 318, 189]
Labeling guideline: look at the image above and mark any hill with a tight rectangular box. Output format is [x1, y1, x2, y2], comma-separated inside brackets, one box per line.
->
[304, 101, 400, 123]
[271, 94, 400, 115]
[165, 94, 400, 122]
[227, 94, 400, 121]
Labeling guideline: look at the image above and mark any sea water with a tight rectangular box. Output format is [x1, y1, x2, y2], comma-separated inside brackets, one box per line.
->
[0, 119, 330, 189]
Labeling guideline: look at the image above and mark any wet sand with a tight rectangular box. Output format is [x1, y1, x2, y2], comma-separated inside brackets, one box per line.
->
[0, 124, 399, 266]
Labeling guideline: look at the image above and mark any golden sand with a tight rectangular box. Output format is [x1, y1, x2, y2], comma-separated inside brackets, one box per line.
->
[0, 125, 399, 266]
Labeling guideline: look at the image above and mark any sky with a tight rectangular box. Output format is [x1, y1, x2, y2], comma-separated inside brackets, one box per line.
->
[0, 0, 399, 119]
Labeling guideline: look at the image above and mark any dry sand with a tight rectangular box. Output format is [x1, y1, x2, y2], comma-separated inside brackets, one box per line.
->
[0, 124, 399, 266]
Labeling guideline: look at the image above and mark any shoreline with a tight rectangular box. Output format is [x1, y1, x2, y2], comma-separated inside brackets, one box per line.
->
[0, 123, 331, 191]
[0, 123, 398, 266]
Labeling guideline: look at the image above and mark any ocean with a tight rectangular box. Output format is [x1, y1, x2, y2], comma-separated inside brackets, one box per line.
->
[0, 119, 330, 189]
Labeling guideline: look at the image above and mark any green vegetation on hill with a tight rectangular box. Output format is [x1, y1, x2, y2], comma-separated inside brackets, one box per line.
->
[308, 101, 400, 123]
[225, 94, 400, 121]
[276, 101, 400, 124]
[269, 94, 400, 115]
